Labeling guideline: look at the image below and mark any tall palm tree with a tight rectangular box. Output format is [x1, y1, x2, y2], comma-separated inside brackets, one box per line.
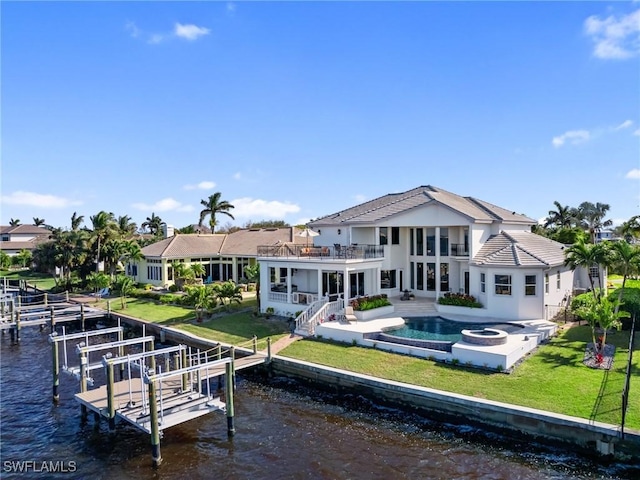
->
[610, 241, 640, 313]
[576, 202, 613, 243]
[89, 211, 116, 273]
[9, 218, 20, 227]
[199, 192, 235, 233]
[116, 215, 137, 238]
[121, 240, 143, 282]
[618, 215, 640, 243]
[544, 201, 574, 229]
[564, 240, 608, 301]
[142, 213, 163, 236]
[32, 217, 46, 226]
[70, 211, 84, 231]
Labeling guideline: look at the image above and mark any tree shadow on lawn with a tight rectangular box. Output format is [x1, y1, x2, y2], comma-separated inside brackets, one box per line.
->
[180, 315, 289, 339]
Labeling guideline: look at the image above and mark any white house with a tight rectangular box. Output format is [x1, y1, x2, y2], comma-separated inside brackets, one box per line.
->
[0, 224, 51, 256]
[258, 185, 586, 321]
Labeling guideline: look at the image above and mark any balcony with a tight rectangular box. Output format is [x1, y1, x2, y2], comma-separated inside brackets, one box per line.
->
[450, 244, 469, 256]
[257, 244, 384, 260]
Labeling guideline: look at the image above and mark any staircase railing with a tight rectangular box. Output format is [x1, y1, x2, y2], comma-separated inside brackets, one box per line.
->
[294, 297, 345, 336]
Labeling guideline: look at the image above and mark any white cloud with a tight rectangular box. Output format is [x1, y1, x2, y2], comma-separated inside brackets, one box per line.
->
[233, 172, 242, 180]
[625, 168, 640, 179]
[125, 21, 140, 38]
[353, 194, 367, 203]
[0, 191, 82, 208]
[584, 8, 640, 59]
[634, 128, 640, 136]
[615, 119, 634, 130]
[174, 23, 210, 41]
[132, 197, 194, 212]
[552, 130, 590, 147]
[231, 197, 301, 218]
[183, 181, 216, 190]
[227, 3, 236, 14]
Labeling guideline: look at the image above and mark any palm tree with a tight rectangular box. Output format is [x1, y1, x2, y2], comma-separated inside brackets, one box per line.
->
[121, 240, 143, 282]
[9, 218, 20, 227]
[142, 213, 163, 236]
[618, 215, 640, 243]
[70, 211, 84, 231]
[576, 202, 613, 243]
[89, 211, 116, 273]
[544, 201, 574, 229]
[184, 285, 216, 322]
[32, 217, 45, 226]
[212, 281, 243, 310]
[101, 238, 126, 278]
[16, 249, 32, 268]
[190, 263, 206, 281]
[86, 272, 111, 300]
[0, 251, 11, 270]
[199, 192, 235, 233]
[609, 241, 640, 313]
[113, 275, 135, 309]
[244, 263, 260, 310]
[564, 240, 607, 301]
[116, 215, 137, 238]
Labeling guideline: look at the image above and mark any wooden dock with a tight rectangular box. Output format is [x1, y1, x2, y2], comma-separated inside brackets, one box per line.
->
[75, 354, 267, 434]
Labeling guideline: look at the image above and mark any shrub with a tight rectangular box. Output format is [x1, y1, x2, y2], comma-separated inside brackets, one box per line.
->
[437, 292, 483, 308]
[608, 288, 640, 330]
[350, 294, 391, 311]
[168, 284, 179, 293]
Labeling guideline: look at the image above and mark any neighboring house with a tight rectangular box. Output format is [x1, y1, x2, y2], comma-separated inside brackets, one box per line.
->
[257, 185, 596, 321]
[594, 229, 616, 243]
[0, 224, 51, 256]
[133, 228, 306, 286]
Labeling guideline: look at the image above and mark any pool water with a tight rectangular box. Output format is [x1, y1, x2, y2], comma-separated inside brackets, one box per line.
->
[387, 316, 523, 343]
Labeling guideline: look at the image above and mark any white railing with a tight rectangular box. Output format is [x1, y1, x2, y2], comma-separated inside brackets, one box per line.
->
[294, 298, 344, 336]
[268, 291, 289, 303]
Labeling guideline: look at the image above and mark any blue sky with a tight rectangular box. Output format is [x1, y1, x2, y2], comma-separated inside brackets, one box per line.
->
[2, 1, 639, 231]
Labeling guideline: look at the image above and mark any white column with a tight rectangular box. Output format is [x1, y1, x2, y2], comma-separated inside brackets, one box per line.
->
[317, 269, 324, 298]
[435, 227, 441, 298]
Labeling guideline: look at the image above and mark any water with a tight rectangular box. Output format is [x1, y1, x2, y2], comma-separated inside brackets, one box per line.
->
[388, 316, 523, 342]
[1, 326, 638, 479]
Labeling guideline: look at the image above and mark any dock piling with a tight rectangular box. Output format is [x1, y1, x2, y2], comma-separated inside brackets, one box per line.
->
[181, 349, 188, 392]
[225, 361, 235, 437]
[52, 337, 60, 402]
[105, 359, 116, 430]
[15, 311, 21, 343]
[148, 379, 163, 467]
[267, 337, 272, 363]
[80, 303, 85, 331]
[79, 351, 88, 421]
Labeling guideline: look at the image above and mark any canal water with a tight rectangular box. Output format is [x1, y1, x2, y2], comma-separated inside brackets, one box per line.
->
[1, 326, 638, 479]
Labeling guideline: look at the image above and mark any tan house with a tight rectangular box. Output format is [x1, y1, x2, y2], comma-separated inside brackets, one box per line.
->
[132, 227, 306, 287]
[0, 224, 51, 256]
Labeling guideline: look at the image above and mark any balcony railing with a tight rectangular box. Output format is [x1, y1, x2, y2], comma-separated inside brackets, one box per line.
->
[450, 244, 469, 256]
[257, 244, 384, 260]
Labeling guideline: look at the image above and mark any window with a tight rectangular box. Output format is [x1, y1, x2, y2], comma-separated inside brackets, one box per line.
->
[589, 266, 599, 278]
[427, 263, 436, 291]
[391, 227, 400, 245]
[440, 263, 449, 292]
[440, 228, 449, 256]
[409, 229, 414, 255]
[416, 229, 424, 256]
[495, 274, 512, 295]
[426, 228, 435, 256]
[525, 275, 536, 296]
[480, 273, 486, 293]
[556, 270, 561, 290]
[416, 262, 424, 290]
[379, 227, 388, 246]
[410, 262, 415, 289]
[545, 273, 549, 294]
[381, 270, 396, 289]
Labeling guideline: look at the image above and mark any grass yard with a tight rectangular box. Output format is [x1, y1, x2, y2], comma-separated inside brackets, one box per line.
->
[0, 270, 58, 291]
[280, 325, 640, 429]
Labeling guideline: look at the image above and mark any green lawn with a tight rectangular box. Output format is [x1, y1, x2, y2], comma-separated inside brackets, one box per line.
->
[1, 270, 58, 291]
[280, 326, 640, 429]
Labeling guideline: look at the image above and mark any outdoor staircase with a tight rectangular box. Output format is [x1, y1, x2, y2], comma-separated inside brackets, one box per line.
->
[381, 296, 438, 318]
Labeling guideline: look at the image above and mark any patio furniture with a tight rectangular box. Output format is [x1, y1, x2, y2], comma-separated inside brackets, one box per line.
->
[344, 306, 357, 323]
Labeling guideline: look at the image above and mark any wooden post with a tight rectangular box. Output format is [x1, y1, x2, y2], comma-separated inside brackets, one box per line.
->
[106, 361, 116, 430]
[230, 346, 236, 391]
[164, 353, 170, 374]
[267, 337, 272, 363]
[44, 293, 48, 306]
[79, 351, 88, 421]
[80, 303, 85, 331]
[107, 300, 111, 317]
[252, 335, 257, 354]
[50, 306, 56, 334]
[181, 349, 188, 392]
[65, 291, 69, 302]
[148, 378, 162, 467]
[52, 339, 60, 402]
[15, 311, 21, 343]
[118, 329, 125, 381]
[225, 361, 235, 437]
[149, 339, 156, 373]
[217, 344, 223, 389]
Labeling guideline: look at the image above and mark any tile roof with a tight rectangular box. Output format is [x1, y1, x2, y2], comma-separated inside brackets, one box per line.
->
[0, 225, 51, 235]
[309, 185, 535, 226]
[472, 231, 566, 267]
[0, 239, 49, 252]
[141, 228, 303, 259]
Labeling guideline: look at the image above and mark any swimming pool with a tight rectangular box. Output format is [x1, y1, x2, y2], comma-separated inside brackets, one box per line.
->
[386, 316, 523, 343]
